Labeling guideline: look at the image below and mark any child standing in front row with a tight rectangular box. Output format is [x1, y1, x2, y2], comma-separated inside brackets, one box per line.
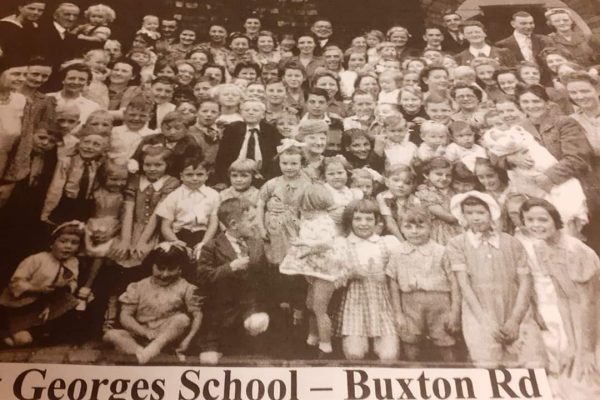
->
[446, 191, 546, 368]
[387, 206, 461, 362]
[220, 159, 260, 234]
[156, 157, 220, 266]
[415, 157, 461, 245]
[376, 165, 421, 241]
[280, 183, 342, 358]
[336, 199, 400, 361]
[257, 141, 311, 265]
[103, 243, 202, 364]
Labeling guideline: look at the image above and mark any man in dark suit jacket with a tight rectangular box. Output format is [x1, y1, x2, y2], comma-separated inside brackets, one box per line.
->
[495, 11, 553, 65]
[440, 10, 468, 54]
[213, 101, 282, 186]
[311, 18, 338, 56]
[455, 20, 516, 67]
[36, 3, 86, 92]
[195, 198, 278, 362]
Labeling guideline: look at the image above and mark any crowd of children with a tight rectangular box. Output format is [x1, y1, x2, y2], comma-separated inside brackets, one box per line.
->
[1, 2, 600, 396]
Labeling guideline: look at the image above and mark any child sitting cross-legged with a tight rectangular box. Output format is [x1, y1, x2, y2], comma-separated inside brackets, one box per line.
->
[103, 243, 203, 364]
[387, 206, 461, 362]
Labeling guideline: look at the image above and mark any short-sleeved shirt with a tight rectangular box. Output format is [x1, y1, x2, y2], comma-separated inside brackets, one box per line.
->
[387, 240, 450, 292]
[155, 185, 220, 233]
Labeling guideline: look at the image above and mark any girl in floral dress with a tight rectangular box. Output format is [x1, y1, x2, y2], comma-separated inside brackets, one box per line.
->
[336, 199, 401, 361]
[256, 140, 311, 265]
[280, 183, 342, 357]
[415, 157, 461, 244]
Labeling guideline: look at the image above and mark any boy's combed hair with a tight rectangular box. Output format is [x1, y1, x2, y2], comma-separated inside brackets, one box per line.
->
[218, 198, 250, 226]
[141, 145, 172, 168]
[84, 109, 114, 126]
[305, 87, 330, 102]
[342, 199, 381, 234]
[151, 76, 176, 87]
[385, 164, 415, 181]
[142, 244, 190, 269]
[161, 111, 186, 126]
[399, 205, 432, 226]
[421, 156, 452, 175]
[178, 155, 206, 175]
[449, 120, 471, 136]
[125, 94, 154, 113]
[300, 183, 335, 212]
[228, 158, 258, 175]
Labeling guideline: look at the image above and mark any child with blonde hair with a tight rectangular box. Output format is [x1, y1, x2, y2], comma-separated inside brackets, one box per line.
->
[280, 183, 343, 357]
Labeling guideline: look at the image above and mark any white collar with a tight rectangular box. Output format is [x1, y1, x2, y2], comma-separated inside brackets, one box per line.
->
[139, 176, 168, 192]
[466, 229, 500, 249]
[399, 240, 437, 255]
[348, 233, 380, 244]
[53, 21, 66, 35]
[301, 113, 331, 125]
[246, 124, 260, 131]
[469, 44, 491, 56]
[514, 31, 531, 40]
[181, 184, 208, 196]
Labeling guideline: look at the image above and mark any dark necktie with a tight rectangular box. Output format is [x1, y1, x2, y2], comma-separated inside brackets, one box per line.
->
[78, 161, 92, 200]
[149, 104, 158, 130]
[246, 128, 258, 160]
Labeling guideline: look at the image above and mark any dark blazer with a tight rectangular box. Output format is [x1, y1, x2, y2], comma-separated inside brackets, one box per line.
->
[495, 33, 553, 64]
[195, 233, 271, 352]
[35, 22, 85, 92]
[455, 46, 516, 67]
[213, 120, 282, 185]
[442, 29, 468, 54]
[519, 112, 591, 185]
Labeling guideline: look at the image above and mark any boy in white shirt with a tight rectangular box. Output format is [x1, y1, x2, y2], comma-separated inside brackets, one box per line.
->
[108, 95, 155, 164]
[156, 157, 220, 270]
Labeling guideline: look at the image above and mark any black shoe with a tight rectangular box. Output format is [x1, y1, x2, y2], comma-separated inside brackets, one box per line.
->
[318, 350, 335, 360]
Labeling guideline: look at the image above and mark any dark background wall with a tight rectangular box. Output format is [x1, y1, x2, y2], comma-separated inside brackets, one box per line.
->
[1, 0, 598, 47]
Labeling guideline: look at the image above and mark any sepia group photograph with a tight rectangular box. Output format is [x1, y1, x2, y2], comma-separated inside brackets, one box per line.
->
[0, 0, 599, 398]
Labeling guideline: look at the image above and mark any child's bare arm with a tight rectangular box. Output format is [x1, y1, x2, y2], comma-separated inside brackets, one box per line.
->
[177, 310, 202, 352]
[577, 279, 597, 353]
[120, 306, 151, 339]
[388, 278, 402, 315]
[201, 213, 218, 246]
[160, 218, 180, 242]
[137, 213, 158, 245]
[427, 204, 458, 224]
[383, 215, 403, 241]
[255, 198, 268, 239]
[507, 273, 533, 327]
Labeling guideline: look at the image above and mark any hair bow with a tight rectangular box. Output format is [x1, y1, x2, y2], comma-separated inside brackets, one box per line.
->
[352, 167, 384, 183]
[276, 138, 306, 154]
[51, 220, 86, 236]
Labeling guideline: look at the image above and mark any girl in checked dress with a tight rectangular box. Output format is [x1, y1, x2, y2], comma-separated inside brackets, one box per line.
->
[335, 199, 401, 361]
